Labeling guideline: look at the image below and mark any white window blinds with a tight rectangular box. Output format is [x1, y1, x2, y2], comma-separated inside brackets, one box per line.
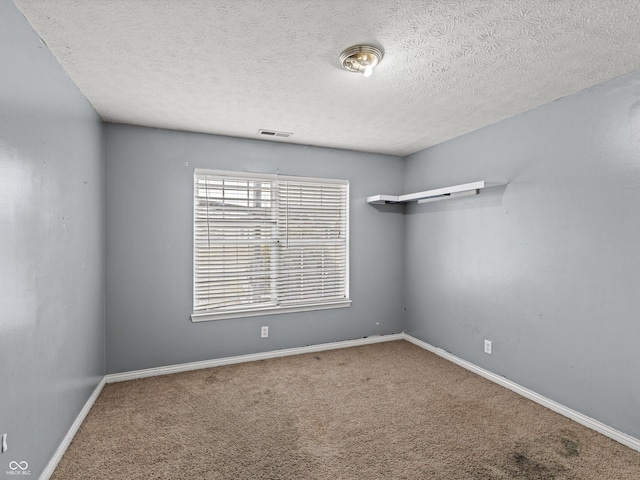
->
[193, 169, 350, 321]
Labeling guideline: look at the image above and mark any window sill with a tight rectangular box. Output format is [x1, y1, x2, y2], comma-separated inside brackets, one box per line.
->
[191, 300, 352, 322]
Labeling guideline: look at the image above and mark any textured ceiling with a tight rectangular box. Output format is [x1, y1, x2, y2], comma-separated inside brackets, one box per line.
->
[13, 0, 640, 156]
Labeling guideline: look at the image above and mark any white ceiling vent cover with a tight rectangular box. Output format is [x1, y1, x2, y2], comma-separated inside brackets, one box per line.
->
[258, 129, 293, 138]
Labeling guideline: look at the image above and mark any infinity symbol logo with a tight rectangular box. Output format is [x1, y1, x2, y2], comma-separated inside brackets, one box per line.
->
[9, 461, 28, 471]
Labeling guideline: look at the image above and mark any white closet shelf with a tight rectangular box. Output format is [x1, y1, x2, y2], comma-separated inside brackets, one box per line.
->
[367, 181, 485, 205]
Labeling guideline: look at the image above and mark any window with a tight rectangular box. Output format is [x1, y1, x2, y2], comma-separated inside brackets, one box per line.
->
[192, 169, 350, 321]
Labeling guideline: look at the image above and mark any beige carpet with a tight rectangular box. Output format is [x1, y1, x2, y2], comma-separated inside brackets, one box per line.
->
[52, 340, 640, 479]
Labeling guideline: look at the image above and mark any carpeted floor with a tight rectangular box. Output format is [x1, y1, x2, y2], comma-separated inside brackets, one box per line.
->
[52, 340, 640, 479]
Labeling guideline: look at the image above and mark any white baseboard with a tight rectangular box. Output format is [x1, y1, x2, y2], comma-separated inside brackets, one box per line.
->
[39, 377, 106, 480]
[401, 333, 640, 453]
[105, 333, 405, 383]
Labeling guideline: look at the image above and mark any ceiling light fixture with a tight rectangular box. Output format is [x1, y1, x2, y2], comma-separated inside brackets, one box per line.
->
[340, 45, 383, 78]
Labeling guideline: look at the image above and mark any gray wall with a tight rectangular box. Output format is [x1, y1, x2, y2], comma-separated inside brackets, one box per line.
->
[0, 1, 105, 477]
[105, 124, 404, 373]
[404, 69, 640, 439]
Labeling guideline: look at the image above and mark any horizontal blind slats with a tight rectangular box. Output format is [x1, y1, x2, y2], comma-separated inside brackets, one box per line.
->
[194, 171, 348, 314]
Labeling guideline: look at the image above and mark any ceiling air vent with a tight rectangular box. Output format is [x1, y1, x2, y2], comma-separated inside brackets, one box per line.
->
[258, 129, 293, 138]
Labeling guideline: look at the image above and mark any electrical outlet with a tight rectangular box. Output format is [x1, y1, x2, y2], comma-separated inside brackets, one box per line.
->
[484, 339, 492, 355]
[1, 433, 7, 453]
[261, 326, 269, 338]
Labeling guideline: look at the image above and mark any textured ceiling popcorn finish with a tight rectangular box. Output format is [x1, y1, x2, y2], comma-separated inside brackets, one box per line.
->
[14, 0, 640, 156]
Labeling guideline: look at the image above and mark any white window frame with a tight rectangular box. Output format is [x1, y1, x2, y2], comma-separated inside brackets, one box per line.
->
[192, 168, 351, 322]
